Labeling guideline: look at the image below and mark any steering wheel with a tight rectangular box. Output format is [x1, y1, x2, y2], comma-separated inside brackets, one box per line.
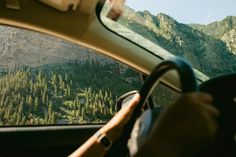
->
[117, 57, 236, 157]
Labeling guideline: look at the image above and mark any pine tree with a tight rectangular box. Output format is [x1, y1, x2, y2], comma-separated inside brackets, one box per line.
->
[18, 99, 24, 114]
[37, 71, 43, 84]
[50, 112, 56, 124]
[44, 113, 49, 124]
[48, 101, 53, 115]
[42, 87, 47, 105]
[21, 116, 26, 125]
[16, 112, 22, 125]
[28, 95, 33, 111]
[34, 97, 39, 112]
[51, 74, 58, 85]
[54, 85, 58, 96]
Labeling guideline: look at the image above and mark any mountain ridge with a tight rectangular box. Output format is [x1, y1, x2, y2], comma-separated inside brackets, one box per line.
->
[190, 16, 236, 38]
[190, 16, 236, 54]
[119, 10, 236, 77]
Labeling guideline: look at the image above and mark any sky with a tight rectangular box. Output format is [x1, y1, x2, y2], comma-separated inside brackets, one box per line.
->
[125, 0, 236, 24]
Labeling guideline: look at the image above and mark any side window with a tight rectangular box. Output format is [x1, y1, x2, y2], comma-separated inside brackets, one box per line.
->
[0, 25, 142, 126]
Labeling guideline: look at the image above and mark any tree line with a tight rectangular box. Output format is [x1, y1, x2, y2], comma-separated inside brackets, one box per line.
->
[0, 59, 141, 126]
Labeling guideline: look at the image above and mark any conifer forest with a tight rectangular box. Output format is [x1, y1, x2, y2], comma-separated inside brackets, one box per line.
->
[0, 60, 142, 126]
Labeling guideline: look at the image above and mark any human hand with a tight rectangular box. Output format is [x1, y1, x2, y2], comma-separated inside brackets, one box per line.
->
[135, 93, 219, 157]
[99, 93, 140, 142]
[69, 93, 139, 157]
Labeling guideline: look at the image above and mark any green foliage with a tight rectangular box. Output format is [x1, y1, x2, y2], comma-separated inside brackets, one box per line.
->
[0, 60, 141, 126]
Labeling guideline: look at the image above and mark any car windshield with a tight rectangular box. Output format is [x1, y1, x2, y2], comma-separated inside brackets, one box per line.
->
[101, 0, 236, 79]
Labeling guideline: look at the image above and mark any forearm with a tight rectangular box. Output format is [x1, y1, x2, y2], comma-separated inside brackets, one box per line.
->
[69, 93, 140, 157]
[68, 126, 115, 157]
[68, 134, 107, 157]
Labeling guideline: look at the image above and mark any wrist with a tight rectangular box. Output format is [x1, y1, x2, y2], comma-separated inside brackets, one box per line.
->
[99, 125, 121, 142]
[95, 130, 113, 150]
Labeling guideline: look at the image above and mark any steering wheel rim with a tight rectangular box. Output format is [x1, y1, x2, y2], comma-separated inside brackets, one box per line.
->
[113, 57, 236, 157]
[119, 58, 236, 157]
[133, 57, 198, 123]
[117, 57, 198, 156]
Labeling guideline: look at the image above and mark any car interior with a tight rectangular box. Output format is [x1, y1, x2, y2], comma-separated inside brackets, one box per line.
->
[0, 0, 235, 157]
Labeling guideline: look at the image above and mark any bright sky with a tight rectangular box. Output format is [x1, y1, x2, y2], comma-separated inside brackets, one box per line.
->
[125, 0, 236, 24]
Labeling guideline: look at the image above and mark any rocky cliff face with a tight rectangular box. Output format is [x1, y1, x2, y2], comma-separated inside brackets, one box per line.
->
[190, 16, 236, 54]
[118, 10, 236, 77]
[221, 28, 236, 54]
[0, 26, 107, 70]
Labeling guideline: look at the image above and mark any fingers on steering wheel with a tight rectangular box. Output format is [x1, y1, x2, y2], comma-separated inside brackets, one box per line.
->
[114, 93, 140, 124]
[125, 93, 140, 111]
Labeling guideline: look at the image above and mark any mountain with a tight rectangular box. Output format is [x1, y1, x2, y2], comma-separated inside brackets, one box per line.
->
[0, 26, 109, 70]
[118, 9, 236, 77]
[190, 16, 236, 38]
[190, 16, 236, 54]
[221, 28, 236, 53]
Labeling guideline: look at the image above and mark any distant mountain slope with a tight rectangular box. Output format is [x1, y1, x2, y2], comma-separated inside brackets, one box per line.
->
[221, 28, 236, 54]
[118, 9, 236, 77]
[190, 16, 236, 54]
[0, 26, 108, 70]
[190, 16, 236, 39]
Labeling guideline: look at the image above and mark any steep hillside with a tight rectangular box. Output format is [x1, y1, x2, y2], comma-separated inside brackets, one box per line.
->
[0, 26, 107, 70]
[221, 28, 236, 54]
[190, 16, 236, 54]
[118, 10, 236, 77]
[190, 16, 236, 38]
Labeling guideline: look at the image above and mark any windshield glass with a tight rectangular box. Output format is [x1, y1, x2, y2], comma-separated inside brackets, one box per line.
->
[101, 0, 236, 79]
